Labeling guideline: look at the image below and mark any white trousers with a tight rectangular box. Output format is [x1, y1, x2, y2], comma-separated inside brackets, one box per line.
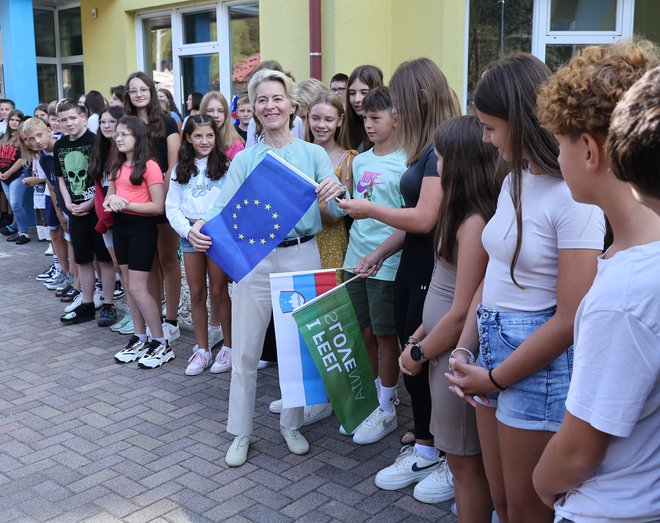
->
[227, 238, 321, 436]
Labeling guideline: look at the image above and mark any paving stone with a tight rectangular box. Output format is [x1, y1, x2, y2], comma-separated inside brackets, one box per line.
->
[0, 238, 455, 522]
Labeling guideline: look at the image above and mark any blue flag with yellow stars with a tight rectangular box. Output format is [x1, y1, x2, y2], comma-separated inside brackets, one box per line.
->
[201, 151, 318, 282]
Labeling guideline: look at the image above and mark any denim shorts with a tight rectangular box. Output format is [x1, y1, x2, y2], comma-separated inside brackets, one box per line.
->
[476, 304, 573, 432]
[180, 236, 196, 253]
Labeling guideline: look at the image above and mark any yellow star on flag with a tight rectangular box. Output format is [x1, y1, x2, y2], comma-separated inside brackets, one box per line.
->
[260, 239, 266, 244]
[274, 224, 280, 230]
[238, 234, 244, 239]
[232, 213, 237, 219]
[233, 224, 238, 229]
[236, 203, 241, 210]
[249, 238, 255, 245]
[269, 233, 275, 239]
[243, 199, 249, 205]
[265, 204, 271, 210]
[254, 199, 260, 205]
[272, 213, 278, 219]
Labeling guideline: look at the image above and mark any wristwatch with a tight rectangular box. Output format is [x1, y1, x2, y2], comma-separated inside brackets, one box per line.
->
[410, 343, 427, 362]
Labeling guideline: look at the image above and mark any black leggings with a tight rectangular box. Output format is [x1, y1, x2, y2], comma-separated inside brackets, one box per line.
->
[394, 234, 434, 441]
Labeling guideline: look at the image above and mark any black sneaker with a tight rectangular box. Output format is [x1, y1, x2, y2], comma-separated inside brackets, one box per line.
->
[6, 233, 20, 242]
[15, 235, 31, 245]
[36, 265, 56, 281]
[137, 340, 175, 368]
[98, 304, 117, 327]
[60, 288, 80, 303]
[60, 302, 95, 324]
[55, 283, 74, 298]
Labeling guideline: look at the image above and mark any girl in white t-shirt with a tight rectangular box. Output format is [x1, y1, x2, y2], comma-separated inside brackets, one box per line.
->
[446, 54, 605, 522]
[165, 114, 232, 377]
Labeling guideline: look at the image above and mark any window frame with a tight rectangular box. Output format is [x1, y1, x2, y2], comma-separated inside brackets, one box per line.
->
[135, 1, 252, 111]
[34, 2, 85, 100]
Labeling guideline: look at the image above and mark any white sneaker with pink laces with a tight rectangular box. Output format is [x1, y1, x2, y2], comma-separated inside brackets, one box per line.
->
[185, 348, 212, 376]
[210, 346, 232, 373]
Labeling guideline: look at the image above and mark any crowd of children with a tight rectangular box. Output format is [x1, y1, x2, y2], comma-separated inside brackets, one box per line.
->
[3, 42, 659, 522]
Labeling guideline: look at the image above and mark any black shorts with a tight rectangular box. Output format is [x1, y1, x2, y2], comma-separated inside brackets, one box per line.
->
[68, 208, 112, 264]
[112, 212, 158, 272]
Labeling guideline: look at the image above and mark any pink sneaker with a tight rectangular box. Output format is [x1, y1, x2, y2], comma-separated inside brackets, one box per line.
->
[210, 346, 232, 374]
[185, 348, 212, 376]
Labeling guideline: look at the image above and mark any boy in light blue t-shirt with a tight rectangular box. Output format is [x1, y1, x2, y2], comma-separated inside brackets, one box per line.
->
[343, 87, 407, 445]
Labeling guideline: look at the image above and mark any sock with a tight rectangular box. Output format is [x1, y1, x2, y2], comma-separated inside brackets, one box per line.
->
[155, 337, 168, 345]
[137, 333, 148, 342]
[209, 324, 221, 331]
[53, 255, 61, 271]
[165, 319, 178, 327]
[415, 443, 439, 462]
[374, 377, 382, 400]
[379, 385, 397, 413]
[115, 272, 120, 282]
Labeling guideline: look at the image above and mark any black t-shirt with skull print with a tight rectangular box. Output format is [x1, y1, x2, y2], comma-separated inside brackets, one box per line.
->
[53, 130, 96, 205]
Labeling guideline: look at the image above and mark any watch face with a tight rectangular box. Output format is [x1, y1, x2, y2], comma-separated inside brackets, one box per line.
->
[411, 345, 422, 361]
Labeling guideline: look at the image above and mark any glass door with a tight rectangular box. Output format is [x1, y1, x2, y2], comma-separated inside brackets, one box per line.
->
[179, 53, 220, 104]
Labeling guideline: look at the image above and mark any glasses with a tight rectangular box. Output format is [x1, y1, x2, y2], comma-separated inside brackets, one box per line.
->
[331, 87, 346, 94]
[112, 131, 133, 140]
[99, 119, 117, 126]
[127, 87, 150, 97]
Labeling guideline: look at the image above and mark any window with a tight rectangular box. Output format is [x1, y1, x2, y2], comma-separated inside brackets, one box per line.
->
[532, 0, 634, 65]
[467, 0, 533, 105]
[136, 2, 259, 114]
[33, 5, 84, 102]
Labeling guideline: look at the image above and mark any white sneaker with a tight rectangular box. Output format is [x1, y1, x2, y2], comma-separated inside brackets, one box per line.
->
[339, 424, 356, 436]
[352, 407, 397, 445]
[93, 288, 104, 309]
[225, 436, 250, 467]
[114, 336, 149, 364]
[412, 456, 455, 503]
[257, 360, 272, 369]
[375, 445, 440, 490]
[269, 399, 283, 414]
[64, 293, 83, 313]
[137, 341, 175, 369]
[280, 427, 309, 455]
[162, 322, 181, 343]
[208, 327, 223, 349]
[185, 348, 212, 376]
[303, 403, 333, 426]
[44, 243, 53, 256]
[210, 346, 232, 373]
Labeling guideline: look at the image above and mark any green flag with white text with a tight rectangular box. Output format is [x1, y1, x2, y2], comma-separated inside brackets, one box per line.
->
[292, 285, 378, 433]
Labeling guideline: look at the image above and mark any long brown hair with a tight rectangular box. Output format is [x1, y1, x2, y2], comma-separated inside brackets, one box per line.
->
[434, 116, 501, 263]
[124, 71, 167, 138]
[175, 114, 229, 185]
[474, 53, 560, 287]
[345, 65, 383, 150]
[390, 58, 461, 166]
[108, 115, 154, 186]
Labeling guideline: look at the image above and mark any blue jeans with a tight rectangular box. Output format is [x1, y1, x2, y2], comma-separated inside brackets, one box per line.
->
[476, 304, 573, 432]
[1, 168, 34, 234]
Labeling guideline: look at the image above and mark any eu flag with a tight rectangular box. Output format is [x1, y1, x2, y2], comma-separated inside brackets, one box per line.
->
[201, 151, 318, 282]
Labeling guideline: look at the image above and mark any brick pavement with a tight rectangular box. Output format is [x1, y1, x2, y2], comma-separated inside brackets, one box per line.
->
[0, 236, 457, 522]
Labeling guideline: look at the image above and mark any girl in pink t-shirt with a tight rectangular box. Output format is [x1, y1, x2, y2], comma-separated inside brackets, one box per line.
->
[103, 115, 171, 369]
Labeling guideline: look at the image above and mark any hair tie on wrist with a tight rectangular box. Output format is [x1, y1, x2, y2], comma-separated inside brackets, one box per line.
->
[408, 336, 420, 345]
[489, 368, 507, 391]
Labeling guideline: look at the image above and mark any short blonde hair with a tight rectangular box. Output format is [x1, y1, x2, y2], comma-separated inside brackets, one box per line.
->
[248, 69, 298, 129]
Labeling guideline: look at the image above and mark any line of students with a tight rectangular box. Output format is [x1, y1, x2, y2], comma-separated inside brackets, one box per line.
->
[12, 45, 660, 521]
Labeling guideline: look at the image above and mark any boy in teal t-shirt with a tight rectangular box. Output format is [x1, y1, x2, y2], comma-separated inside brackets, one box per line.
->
[342, 87, 407, 445]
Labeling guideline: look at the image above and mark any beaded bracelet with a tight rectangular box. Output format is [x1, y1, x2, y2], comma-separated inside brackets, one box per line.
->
[489, 368, 507, 391]
[407, 336, 420, 345]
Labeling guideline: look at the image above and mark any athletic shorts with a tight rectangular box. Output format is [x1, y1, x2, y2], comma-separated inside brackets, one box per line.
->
[112, 212, 158, 272]
[68, 209, 112, 265]
[344, 271, 396, 336]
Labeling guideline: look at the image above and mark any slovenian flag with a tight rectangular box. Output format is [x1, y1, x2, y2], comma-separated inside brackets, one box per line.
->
[270, 268, 339, 408]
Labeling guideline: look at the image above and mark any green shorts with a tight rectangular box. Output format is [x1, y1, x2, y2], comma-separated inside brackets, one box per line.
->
[344, 271, 396, 336]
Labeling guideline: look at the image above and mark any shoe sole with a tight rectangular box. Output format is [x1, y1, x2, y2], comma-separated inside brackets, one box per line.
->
[60, 315, 95, 325]
[114, 353, 146, 364]
[138, 353, 175, 369]
[412, 485, 455, 504]
[352, 420, 398, 445]
[98, 318, 117, 327]
[209, 364, 231, 374]
[184, 366, 208, 376]
[269, 402, 283, 414]
[375, 466, 439, 490]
